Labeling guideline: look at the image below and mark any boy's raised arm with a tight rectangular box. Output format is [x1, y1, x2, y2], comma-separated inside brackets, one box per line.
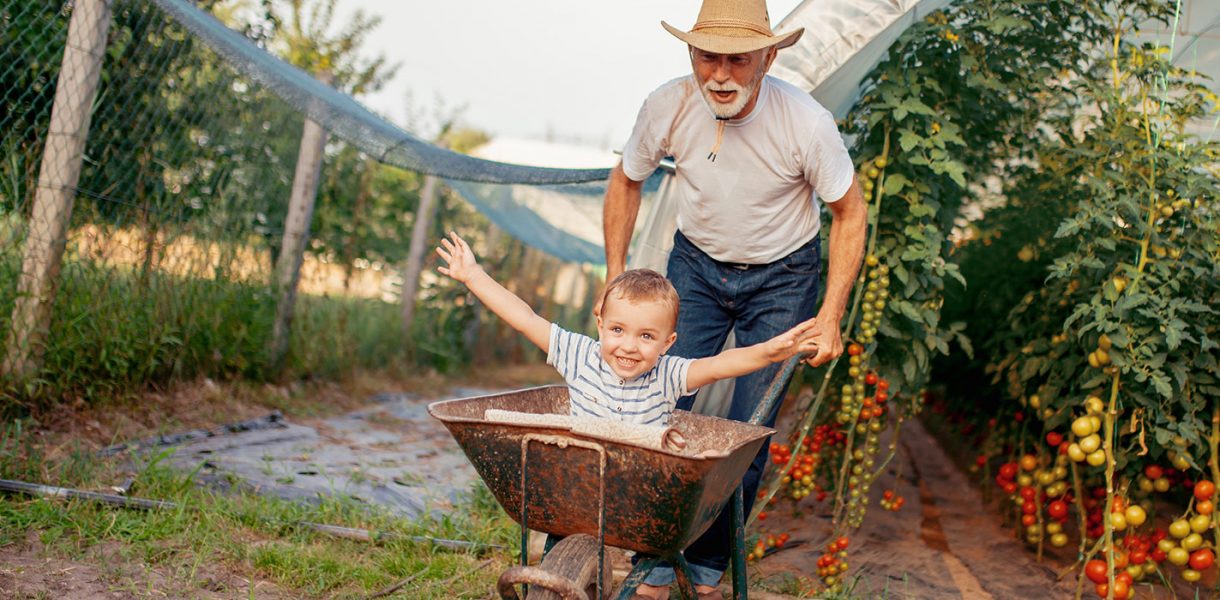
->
[686, 318, 819, 391]
[435, 232, 552, 353]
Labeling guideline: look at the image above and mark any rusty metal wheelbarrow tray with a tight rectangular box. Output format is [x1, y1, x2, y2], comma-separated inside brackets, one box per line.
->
[427, 384, 774, 556]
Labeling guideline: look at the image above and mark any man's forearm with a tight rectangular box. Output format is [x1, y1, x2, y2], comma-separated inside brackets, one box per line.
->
[603, 163, 642, 280]
[820, 178, 868, 320]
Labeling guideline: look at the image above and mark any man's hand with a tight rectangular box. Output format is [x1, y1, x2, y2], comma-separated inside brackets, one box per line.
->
[761, 317, 821, 362]
[803, 310, 845, 367]
[435, 231, 482, 284]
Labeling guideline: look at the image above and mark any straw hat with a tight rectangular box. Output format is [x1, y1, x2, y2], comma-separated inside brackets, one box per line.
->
[662, 0, 804, 55]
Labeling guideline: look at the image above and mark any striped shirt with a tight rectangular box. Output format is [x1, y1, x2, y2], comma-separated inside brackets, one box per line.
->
[546, 324, 694, 426]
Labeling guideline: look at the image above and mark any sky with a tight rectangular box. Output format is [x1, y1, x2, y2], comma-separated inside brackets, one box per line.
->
[332, 1, 805, 151]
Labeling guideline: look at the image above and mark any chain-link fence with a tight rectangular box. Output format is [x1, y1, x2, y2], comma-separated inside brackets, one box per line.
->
[0, 0, 600, 406]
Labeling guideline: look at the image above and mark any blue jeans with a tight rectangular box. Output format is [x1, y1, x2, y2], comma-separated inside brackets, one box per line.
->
[641, 230, 821, 587]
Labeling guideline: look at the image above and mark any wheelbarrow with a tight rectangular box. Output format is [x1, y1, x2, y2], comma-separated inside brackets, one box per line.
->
[427, 356, 801, 600]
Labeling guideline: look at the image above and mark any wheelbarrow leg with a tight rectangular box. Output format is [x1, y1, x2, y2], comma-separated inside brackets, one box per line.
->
[730, 484, 748, 600]
[614, 557, 659, 600]
[670, 553, 700, 600]
[613, 555, 699, 600]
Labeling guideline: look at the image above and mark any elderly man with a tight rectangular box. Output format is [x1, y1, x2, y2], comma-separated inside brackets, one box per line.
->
[602, 0, 867, 597]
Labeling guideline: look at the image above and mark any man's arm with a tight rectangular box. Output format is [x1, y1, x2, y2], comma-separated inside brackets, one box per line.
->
[687, 318, 819, 390]
[436, 232, 551, 352]
[602, 162, 644, 285]
[806, 175, 868, 367]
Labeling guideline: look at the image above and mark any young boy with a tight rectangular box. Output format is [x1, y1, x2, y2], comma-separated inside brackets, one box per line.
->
[435, 232, 818, 426]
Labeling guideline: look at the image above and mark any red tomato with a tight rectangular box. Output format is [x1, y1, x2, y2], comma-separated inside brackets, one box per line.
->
[1084, 559, 1108, 584]
[1047, 500, 1069, 520]
[1195, 480, 1216, 502]
[864, 372, 878, 386]
[1144, 464, 1163, 480]
[1189, 548, 1215, 571]
[1046, 432, 1064, 447]
[998, 463, 1018, 480]
[847, 343, 863, 356]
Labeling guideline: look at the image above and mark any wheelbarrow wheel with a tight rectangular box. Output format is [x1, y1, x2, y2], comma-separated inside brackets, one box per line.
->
[497, 534, 610, 600]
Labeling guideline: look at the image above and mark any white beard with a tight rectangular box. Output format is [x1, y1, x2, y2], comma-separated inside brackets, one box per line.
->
[700, 79, 750, 119]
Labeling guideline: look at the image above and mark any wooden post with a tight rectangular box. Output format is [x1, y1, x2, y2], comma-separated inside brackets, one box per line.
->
[2, 0, 113, 379]
[268, 72, 332, 371]
[399, 174, 441, 340]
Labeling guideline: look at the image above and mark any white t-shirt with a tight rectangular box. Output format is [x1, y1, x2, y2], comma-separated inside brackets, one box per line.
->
[622, 75, 855, 264]
[546, 324, 695, 426]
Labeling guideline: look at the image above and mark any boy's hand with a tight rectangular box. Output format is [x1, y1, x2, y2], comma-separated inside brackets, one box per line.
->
[763, 317, 820, 362]
[435, 231, 482, 284]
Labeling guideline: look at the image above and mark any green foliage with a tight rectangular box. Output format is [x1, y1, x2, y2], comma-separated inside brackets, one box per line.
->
[948, 9, 1219, 466]
[839, 0, 1112, 394]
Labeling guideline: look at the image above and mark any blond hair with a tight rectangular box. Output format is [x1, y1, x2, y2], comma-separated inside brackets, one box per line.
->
[601, 269, 680, 329]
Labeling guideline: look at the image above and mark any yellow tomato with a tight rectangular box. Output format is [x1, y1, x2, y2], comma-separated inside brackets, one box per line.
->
[1124, 506, 1146, 527]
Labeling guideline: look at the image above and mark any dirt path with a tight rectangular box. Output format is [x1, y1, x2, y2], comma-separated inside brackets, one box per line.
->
[753, 418, 1076, 598]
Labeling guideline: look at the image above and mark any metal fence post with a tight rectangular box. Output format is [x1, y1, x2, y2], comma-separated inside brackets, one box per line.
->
[2, 0, 114, 379]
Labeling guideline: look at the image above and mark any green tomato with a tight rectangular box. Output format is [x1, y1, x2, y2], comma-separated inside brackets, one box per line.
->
[1169, 519, 1191, 538]
[1189, 514, 1211, 534]
[1137, 477, 1154, 494]
[1168, 547, 1190, 566]
[1085, 449, 1107, 467]
[1071, 417, 1094, 437]
[1124, 506, 1147, 527]
[1181, 533, 1203, 551]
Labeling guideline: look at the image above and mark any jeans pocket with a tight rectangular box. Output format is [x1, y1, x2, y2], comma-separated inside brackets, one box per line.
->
[779, 244, 820, 275]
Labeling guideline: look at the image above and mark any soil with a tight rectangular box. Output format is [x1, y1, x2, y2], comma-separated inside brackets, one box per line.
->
[0, 533, 295, 599]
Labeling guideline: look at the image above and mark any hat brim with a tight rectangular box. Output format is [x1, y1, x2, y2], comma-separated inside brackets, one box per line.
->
[662, 21, 803, 54]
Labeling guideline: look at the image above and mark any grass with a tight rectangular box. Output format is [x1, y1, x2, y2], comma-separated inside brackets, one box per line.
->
[0, 419, 518, 598]
[0, 234, 570, 414]
[0, 364, 566, 598]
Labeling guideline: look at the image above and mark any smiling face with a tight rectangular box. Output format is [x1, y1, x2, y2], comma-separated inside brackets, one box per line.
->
[690, 45, 776, 119]
[596, 292, 678, 381]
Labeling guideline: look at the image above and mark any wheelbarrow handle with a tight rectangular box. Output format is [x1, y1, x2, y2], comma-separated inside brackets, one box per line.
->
[748, 354, 804, 426]
[498, 565, 589, 600]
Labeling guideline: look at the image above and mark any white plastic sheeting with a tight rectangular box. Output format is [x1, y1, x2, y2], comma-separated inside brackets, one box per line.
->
[772, 0, 954, 118]
[1135, 2, 1220, 140]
